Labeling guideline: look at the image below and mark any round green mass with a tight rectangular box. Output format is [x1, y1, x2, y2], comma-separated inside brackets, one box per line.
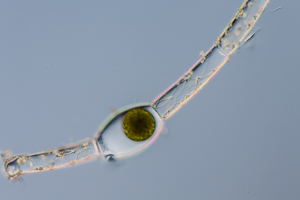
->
[122, 108, 155, 141]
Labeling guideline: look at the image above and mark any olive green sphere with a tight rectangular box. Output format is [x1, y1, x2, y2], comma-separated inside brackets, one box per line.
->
[122, 108, 155, 141]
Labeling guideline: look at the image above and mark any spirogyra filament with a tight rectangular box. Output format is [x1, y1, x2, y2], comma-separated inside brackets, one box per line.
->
[2, 0, 270, 180]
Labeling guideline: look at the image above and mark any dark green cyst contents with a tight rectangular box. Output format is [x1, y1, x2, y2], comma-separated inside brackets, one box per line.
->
[122, 108, 155, 141]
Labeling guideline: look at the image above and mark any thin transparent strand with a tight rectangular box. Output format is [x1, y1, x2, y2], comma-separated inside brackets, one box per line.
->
[3, 139, 100, 179]
[152, 0, 270, 119]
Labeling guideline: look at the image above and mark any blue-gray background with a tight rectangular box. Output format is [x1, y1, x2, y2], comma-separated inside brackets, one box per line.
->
[1, 1, 299, 200]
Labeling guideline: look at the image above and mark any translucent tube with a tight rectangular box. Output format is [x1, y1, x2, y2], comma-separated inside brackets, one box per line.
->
[4, 139, 100, 179]
[152, 0, 270, 119]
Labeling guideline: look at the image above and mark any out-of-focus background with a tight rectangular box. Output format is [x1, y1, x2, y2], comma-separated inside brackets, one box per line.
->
[1, 1, 299, 200]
